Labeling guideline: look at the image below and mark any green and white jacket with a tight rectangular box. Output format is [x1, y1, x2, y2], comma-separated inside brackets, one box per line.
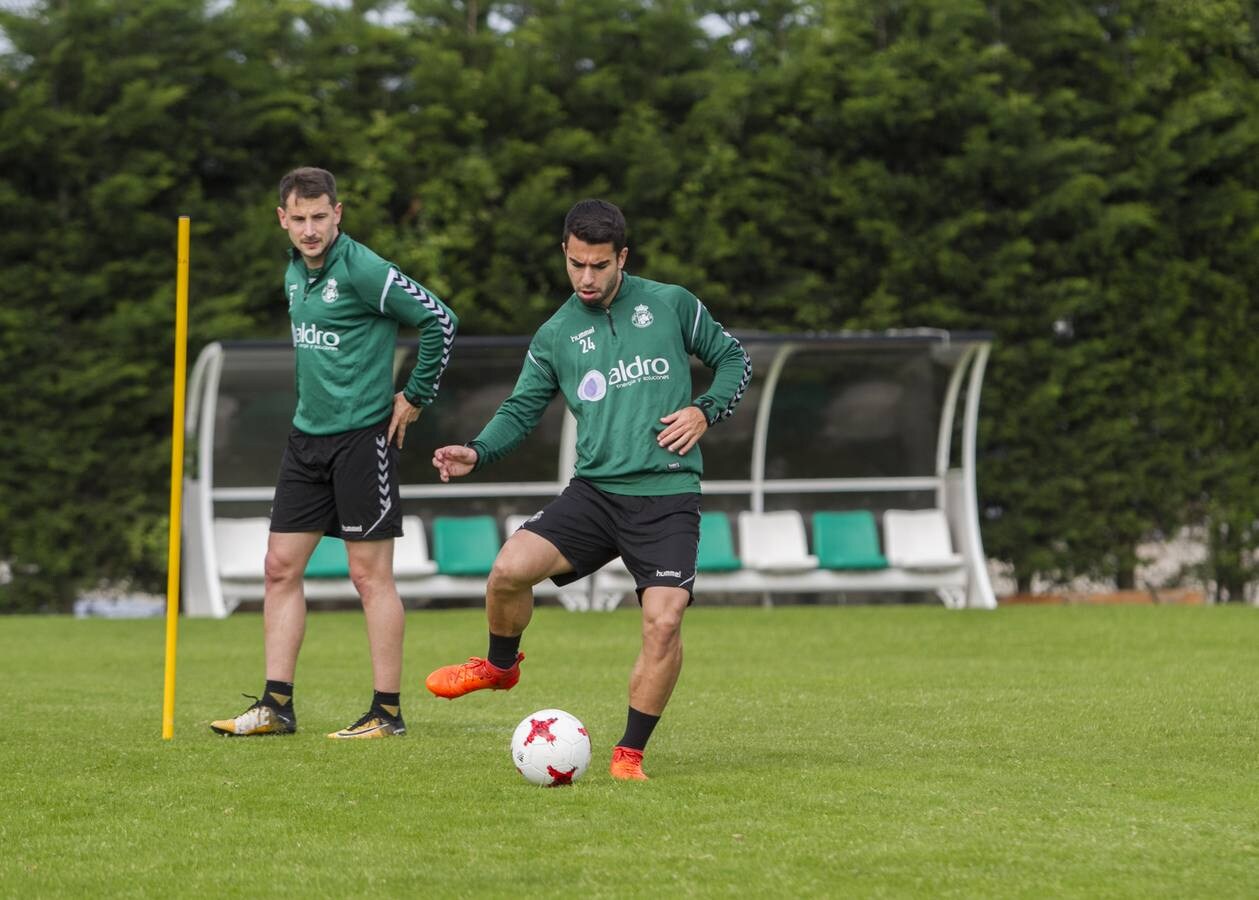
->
[284, 233, 457, 435]
[469, 274, 751, 495]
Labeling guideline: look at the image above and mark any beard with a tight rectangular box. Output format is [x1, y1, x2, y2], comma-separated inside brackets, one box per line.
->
[576, 271, 621, 307]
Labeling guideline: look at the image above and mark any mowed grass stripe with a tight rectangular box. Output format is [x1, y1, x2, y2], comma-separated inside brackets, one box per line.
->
[1, 605, 1256, 898]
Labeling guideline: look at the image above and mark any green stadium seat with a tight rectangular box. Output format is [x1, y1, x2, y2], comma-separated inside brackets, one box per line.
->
[432, 515, 501, 576]
[304, 535, 350, 578]
[812, 511, 889, 570]
[697, 511, 742, 572]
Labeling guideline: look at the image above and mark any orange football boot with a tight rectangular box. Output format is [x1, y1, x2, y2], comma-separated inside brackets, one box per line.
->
[425, 653, 524, 699]
[609, 746, 649, 781]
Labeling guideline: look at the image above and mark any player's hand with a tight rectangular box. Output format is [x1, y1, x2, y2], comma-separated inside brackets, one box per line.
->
[388, 392, 422, 448]
[432, 444, 478, 483]
[657, 405, 708, 456]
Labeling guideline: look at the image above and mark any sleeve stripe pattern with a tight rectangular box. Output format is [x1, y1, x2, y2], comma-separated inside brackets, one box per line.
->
[385, 267, 456, 392]
[524, 350, 559, 388]
[690, 302, 704, 348]
[712, 332, 752, 424]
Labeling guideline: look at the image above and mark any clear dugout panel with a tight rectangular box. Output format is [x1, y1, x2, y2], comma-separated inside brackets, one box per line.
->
[202, 336, 976, 505]
[763, 344, 945, 482]
[212, 345, 298, 488]
[393, 339, 566, 486]
[205, 340, 567, 491]
[687, 340, 770, 482]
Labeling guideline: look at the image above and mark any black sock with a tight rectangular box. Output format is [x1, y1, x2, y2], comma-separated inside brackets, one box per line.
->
[487, 632, 522, 670]
[617, 706, 660, 752]
[373, 691, 401, 719]
[264, 680, 293, 708]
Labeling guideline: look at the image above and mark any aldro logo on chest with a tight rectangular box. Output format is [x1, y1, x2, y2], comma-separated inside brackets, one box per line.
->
[579, 356, 671, 401]
[292, 322, 341, 351]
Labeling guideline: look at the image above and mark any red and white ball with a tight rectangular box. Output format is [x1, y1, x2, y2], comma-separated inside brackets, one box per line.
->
[510, 709, 592, 786]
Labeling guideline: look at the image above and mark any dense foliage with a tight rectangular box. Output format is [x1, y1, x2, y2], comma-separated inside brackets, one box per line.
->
[1, 0, 1256, 609]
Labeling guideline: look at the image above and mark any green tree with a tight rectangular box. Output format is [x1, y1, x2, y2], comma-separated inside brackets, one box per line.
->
[0, 0, 359, 609]
[2, 0, 1258, 609]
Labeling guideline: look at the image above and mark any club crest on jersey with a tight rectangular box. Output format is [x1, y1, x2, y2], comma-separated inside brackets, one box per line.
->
[578, 369, 608, 402]
[631, 304, 653, 328]
[321, 278, 339, 304]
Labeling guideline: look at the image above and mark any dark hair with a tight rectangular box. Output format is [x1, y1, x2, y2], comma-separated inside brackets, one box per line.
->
[563, 199, 627, 251]
[278, 167, 337, 207]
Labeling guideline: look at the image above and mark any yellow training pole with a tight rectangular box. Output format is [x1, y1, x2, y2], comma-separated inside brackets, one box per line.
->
[162, 216, 191, 740]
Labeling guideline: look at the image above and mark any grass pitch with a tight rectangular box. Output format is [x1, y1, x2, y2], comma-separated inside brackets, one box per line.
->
[2, 604, 1258, 898]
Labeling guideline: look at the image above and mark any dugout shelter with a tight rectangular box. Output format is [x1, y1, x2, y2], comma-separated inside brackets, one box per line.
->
[182, 330, 996, 617]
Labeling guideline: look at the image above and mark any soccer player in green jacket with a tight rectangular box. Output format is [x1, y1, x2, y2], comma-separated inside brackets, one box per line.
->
[426, 199, 750, 780]
[212, 167, 458, 740]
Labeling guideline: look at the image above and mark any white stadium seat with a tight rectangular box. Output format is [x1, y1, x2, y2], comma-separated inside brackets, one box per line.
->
[213, 517, 269, 580]
[883, 509, 964, 571]
[736, 511, 819, 574]
[395, 516, 438, 577]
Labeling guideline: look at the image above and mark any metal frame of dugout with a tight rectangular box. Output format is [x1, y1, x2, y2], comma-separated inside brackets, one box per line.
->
[181, 329, 996, 618]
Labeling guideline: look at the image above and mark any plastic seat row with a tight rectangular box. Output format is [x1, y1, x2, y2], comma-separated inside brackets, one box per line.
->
[737, 509, 963, 573]
[590, 508, 968, 610]
[213, 515, 594, 610]
[212, 508, 967, 612]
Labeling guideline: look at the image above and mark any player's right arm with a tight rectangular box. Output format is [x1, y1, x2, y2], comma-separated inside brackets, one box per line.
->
[432, 445, 478, 483]
[432, 330, 560, 481]
[465, 340, 558, 469]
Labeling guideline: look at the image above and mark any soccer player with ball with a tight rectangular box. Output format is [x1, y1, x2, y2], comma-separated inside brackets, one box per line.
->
[427, 200, 751, 780]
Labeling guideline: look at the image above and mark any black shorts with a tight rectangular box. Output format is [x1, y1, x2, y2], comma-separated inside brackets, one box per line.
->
[270, 419, 402, 540]
[519, 478, 700, 600]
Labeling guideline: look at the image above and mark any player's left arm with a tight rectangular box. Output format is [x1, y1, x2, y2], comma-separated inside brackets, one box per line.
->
[657, 292, 752, 455]
[362, 265, 459, 447]
[656, 404, 709, 456]
[687, 293, 752, 425]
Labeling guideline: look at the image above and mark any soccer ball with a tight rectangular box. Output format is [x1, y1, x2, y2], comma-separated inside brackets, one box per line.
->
[510, 708, 592, 787]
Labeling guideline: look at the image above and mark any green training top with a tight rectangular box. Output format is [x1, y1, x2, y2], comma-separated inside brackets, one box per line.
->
[468, 274, 751, 495]
[284, 233, 457, 435]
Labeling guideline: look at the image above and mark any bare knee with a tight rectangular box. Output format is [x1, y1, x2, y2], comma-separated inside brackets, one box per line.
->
[488, 555, 539, 595]
[342, 539, 398, 604]
[642, 607, 684, 650]
[348, 564, 392, 601]
[264, 548, 305, 589]
[489, 530, 570, 592]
